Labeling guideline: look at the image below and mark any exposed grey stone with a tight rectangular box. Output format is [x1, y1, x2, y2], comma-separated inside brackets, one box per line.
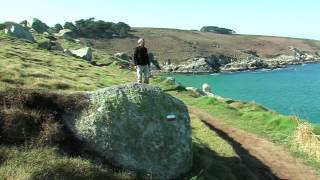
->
[113, 52, 130, 61]
[69, 47, 93, 61]
[65, 83, 193, 179]
[186, 87, 206, 97]
[3, 22, 35, 42]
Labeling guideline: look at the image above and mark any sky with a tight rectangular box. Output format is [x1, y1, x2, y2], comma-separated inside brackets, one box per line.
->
[1, 0, 320, 40]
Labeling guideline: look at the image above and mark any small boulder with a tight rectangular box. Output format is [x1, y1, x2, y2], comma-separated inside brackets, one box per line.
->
[66, 83, 193, 179]
[69, 47, 93, 61]
[3, 22, 35, 42]
[202, 83, 212, 93]
[54, 29, 74, 40]
[186, 87, 206, 97]
[113, 52, 130, 61]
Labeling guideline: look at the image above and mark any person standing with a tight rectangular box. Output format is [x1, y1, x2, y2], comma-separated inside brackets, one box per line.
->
[134, 38, 150, 84]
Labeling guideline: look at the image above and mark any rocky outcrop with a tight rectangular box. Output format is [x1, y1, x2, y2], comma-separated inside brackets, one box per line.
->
[222, 55, 266, 72]
[66, 47, 93, 61]
[3, 22, 35, 42]
[161, 47, 320, 73]
[66, 83, 193, 179]
[21, 18, 49, 33]
[163, 55, 232, 73]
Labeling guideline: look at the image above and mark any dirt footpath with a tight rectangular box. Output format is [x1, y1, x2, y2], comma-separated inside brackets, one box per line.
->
[188, 106, 319, 180]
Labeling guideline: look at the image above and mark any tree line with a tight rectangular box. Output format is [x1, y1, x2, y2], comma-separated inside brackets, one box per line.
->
[200, 26, 236, 34]
[54, 18, 131, 38]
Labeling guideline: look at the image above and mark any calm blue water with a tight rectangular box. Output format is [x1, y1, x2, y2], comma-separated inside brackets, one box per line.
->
[173, 63, 320, 124]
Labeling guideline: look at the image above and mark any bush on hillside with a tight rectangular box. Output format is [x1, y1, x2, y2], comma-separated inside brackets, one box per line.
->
[62, 18, 131, 38]
[54, 23, 63, 32]
[200, 26, 236, 34]
[63, 22, 77, 32]
[0, 23, 6, 30]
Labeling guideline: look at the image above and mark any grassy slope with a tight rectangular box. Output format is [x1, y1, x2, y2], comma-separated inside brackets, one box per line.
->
[0, 32, 257, 179]
[1, 31, 320, 179]
[85, 28, 320, 63]
[0, 33, 134, 92]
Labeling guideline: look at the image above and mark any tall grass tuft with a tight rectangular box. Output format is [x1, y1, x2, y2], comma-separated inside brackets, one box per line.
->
[296, 123, 320, 160]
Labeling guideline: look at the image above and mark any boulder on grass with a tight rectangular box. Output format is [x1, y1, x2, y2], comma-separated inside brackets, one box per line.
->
[66, 83, 193, 179]
[3, 22, 35, 42]
[68, 47, 93, 61]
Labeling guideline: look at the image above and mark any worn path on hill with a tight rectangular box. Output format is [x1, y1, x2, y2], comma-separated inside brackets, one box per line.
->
[188, 106, 319, 180]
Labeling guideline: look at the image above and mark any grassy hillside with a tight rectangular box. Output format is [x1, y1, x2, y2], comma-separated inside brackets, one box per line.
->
[0, 31, 262, 179]
[0, 33, 134, 92]
[84, 28, 320, 64]
[1, 29, 320, 179]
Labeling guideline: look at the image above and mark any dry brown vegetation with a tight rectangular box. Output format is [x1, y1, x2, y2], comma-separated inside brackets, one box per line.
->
[296, 123, 320, 160]
[0, 88, 87, 146]
[83, 28, 320, 64]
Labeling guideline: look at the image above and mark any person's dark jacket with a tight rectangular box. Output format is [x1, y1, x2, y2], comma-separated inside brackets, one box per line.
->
[133, 46, 150, 66]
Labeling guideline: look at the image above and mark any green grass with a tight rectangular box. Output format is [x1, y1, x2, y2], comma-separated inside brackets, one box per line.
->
[186, 114, 258, 180]
[154, 76, 320, 173]
[1, 29, 320, 179]
[0, 32, 134, 92]
[0, 146, 143, 180]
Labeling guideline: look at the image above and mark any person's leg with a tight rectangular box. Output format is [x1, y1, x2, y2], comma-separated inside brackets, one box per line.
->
[143, 65, 150, 84]
[136, 65, 143, 83]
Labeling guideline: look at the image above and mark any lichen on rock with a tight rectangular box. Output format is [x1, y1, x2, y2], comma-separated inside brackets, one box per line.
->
[66, 83, 193, 179]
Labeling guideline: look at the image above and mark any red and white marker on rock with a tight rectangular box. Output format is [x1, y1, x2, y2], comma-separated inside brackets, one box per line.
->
[166, 114, 176, 122]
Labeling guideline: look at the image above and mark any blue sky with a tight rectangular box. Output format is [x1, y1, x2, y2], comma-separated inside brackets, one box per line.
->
[1, 0, 319, 40]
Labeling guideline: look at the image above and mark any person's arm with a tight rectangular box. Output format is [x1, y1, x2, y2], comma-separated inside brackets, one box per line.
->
[133, 47, 138, 66]
[146, 48, 150, 66]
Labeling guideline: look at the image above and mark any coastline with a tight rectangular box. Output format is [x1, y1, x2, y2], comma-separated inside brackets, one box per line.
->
[158, 62, 320, 125]
[156, 59, 320, 75]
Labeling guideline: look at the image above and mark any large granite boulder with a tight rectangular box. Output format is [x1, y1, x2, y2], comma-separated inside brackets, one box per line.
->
[66, 84, 193, 179]
[3, 22, 35, 42]
[67, 47, 93, 61]
[21, 18, 49, 33]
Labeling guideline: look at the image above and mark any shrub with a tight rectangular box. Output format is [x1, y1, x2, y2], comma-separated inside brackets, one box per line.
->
[54, 24, 63, 32]
[200, 26, 236, 34]
[62, 18, 131, 38]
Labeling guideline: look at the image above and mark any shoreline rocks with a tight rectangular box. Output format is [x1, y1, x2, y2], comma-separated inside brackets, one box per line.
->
[161, 49, 320, 73]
